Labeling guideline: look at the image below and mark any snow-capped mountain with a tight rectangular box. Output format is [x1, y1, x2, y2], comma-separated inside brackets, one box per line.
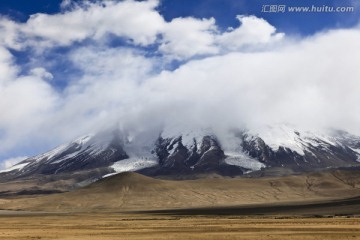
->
[0, 129, 128, 180]
[1, 125, 360, 184]
[242, 125, 360, 170]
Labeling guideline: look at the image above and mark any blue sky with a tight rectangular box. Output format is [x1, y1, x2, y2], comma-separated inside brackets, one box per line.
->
[0, 0, 359, 169]
[161, 0, 360, 33]
[2, 0, 359, 88]
[1, 0, 359, 32]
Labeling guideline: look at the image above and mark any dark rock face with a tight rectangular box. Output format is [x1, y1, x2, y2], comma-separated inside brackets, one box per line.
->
[194, 136, 225, 169]
[147, 135, 244, 176]
[240, 134, 276, 164]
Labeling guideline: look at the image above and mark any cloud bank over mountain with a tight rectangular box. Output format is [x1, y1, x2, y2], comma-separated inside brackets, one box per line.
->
[0, 0, 359, 163]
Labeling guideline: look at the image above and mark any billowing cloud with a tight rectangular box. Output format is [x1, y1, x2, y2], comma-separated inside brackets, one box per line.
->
[217, 15, 285, 51]
[144, 29, 360, 134]
[25, 0, 164, 47]
[0, 59, 58, 152]
[0, 18, 22, 49]
[0, 0, 284, 59]
[0, 0, 359, 165]
[0, 47, 17, 82]
[0, 156, 27, 170]
[159, 17, 218, 60]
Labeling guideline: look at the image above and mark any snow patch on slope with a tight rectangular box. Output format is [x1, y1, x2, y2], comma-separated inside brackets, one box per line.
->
[218, 131, 265, 171]
[253, 125, 306, 155]
[104, 130, 159, 176]
[225, 152, 265, 171]
[110, 158, 158, 174]
[38, 134, 94, 163]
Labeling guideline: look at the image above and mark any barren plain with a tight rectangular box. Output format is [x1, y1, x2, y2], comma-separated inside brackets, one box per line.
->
[1, 169, 360, 239]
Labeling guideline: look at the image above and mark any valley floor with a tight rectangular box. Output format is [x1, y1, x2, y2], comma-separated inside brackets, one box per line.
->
[0, 212, 360, 240]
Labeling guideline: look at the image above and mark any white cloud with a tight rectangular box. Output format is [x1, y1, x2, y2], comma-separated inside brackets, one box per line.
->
[218, 15, 284, 51]
[69, 47, 153, 80]
[39, 47, 156, 141]
[159, 17, 219, 60]
[0, 47, 17, 83]
[60, 0, 72, 10]
[0, 156, 27, 170]
[0, 47, 58, 153]
[4, 0, 165, 48]
[30, 68, 54, 80]
[0, 1, 284, 60]
[0, 17, 23, 50]
[149, 28, 360, 134]
[0, 0, 359, 164]
[159, 15, 284, 60]
[104, 28, 359, 138]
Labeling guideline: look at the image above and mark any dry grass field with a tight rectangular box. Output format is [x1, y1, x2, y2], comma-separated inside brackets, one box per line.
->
[1, 212, 360, 240]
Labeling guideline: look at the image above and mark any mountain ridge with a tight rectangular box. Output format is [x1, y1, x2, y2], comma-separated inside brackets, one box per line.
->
[1, 125, 360, 190]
